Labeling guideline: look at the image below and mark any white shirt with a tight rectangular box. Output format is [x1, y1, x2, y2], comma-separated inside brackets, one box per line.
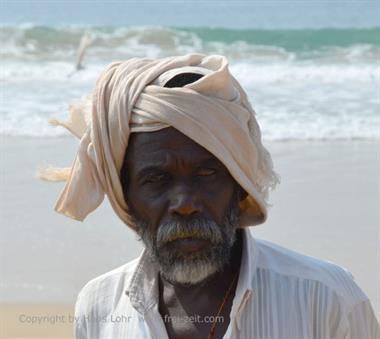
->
[74, 229, 380, 339]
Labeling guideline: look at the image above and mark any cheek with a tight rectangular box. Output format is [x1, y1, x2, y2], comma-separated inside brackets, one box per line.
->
[198, 177, 236, 224]
[127, 184, 165, 228]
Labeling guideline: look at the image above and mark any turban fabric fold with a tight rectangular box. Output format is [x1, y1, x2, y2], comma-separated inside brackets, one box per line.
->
[42, 53, 279, 228]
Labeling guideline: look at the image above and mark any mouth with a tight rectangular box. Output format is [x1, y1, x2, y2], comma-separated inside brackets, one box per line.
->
[177, 235, 195, 240]
[165, 236, 211, 253]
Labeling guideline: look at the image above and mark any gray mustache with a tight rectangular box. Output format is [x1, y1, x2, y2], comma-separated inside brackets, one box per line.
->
[156, 218, 223, 248]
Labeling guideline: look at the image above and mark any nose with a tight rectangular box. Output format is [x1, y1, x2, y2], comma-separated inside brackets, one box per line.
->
[168, 185, 201, 217]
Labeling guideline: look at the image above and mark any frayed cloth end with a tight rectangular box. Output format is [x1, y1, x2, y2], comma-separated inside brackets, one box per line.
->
[36, 166, 71, 182]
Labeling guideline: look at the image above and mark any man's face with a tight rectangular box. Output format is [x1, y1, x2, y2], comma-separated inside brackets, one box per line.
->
[122, 127, 245, 284]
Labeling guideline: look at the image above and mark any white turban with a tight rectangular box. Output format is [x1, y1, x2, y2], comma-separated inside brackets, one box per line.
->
[42, 53, 279, 228]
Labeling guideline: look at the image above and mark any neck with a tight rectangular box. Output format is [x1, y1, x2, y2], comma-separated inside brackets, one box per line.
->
[159, 229, 243, 294]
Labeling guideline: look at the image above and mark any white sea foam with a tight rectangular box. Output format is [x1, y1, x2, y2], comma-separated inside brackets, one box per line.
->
[1, 59, 379, 140]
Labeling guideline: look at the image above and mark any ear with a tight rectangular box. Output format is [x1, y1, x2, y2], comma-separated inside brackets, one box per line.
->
[236, 184, 248, 202]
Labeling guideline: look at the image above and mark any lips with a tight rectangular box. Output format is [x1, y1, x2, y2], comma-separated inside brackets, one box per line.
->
[177, 236, 193, 240]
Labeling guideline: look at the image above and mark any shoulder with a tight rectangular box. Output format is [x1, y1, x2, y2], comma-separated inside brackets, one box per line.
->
[75, 256, 140, 316]
[253, 236, 369, 308]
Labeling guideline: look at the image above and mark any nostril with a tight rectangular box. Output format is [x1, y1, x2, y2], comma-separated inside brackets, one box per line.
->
[170, 204, 200, 217]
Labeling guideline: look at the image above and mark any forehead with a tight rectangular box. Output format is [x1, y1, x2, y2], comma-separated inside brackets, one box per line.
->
[125, 127, 222, 169]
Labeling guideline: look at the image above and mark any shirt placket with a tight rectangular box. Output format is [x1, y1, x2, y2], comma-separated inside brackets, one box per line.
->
[226, 289, 253, 339]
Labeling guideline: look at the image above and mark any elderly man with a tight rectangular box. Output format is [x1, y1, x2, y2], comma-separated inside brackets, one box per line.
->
[46, 54, 379, 339]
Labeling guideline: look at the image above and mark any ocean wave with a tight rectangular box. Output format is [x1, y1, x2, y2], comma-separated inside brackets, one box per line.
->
[1, 25, 379, 63]
[1, 24, 379, 140]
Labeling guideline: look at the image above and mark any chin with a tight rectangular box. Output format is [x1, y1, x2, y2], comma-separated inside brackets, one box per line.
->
[162, 257, 219, 285]
[156, 242, 232, 285]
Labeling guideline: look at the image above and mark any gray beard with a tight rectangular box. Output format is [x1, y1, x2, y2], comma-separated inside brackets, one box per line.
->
[132, 190, 241, 285]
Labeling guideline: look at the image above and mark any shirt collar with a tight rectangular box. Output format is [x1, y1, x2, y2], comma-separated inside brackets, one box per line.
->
[125, 228, 259, 315]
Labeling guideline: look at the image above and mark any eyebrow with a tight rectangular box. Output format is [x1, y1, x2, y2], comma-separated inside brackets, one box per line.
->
[135, 156, 222, 179]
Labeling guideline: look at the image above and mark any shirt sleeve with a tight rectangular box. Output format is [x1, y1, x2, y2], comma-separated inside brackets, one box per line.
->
[345, 299, 380, 339]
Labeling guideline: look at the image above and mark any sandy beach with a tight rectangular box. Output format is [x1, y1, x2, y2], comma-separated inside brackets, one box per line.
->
[0, 136, 379, 337]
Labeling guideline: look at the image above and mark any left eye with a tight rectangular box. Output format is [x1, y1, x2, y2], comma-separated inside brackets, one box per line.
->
[197, 168, 216, 176]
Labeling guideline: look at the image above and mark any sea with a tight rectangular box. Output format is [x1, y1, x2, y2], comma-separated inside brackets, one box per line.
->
[1, 1, 380, 140]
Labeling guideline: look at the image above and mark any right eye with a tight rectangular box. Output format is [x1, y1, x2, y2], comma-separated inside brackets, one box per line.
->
[145, 173, 166, 184]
